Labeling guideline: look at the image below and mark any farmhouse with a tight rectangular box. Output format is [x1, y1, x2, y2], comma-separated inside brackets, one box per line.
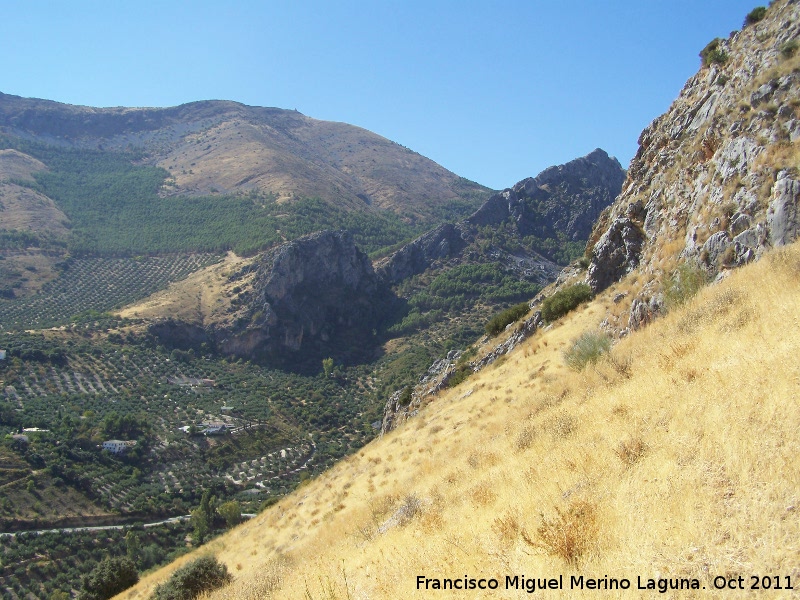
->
[102, 439, 137, 454]
[203, 423, 229, 436]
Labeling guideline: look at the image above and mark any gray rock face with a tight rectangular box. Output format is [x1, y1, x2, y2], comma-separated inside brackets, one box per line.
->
[217, 230, 390, 358]
[468, 148, 626, 245]
[702, 231, 732, 266]
[768, 172, 800, 247]
[571, 1, 800, 336]
[376, 148, 625, 288]
[375, 223, 468, 285]
[586, 216, 645, 293]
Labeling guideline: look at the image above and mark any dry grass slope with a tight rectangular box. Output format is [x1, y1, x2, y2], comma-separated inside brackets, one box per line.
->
[117, 243, 800, 600]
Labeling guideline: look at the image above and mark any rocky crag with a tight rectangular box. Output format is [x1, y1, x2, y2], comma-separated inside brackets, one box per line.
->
[584, 0, 800, 332]
[151, 151, 624, 368]
[376, 148, 625, 286]
[150, 230, 393, 365]
[379, 150, 625, 432]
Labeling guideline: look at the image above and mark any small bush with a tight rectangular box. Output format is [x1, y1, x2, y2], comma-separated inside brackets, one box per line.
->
[540, 283, 592, 323]
[781, 39, 799, 58]
[700, 38, 729, 66]
[743, 6, 767, 26]
[398, 386, 413, 406]
[527, 500, 598, 565]
[445, 363, 473, 388]
[563, 331, 612, 370]
[615, 437, 648, 467]
[485, 302, 529, 336]
[663, 262, 709, 310]
[152, 555, 232, 600]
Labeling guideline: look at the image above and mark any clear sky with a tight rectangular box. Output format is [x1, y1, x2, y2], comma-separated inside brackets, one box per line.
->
[1, 0, 762, 190]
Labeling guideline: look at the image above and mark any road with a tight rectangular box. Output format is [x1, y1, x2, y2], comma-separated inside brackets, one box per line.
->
[0, 513, 256, 538]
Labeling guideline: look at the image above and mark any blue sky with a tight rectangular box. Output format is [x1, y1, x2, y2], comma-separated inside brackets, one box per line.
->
[2, 1, 762, 189]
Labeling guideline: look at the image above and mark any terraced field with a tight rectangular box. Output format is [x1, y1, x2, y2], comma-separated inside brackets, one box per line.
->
[0, 253, 222, 330]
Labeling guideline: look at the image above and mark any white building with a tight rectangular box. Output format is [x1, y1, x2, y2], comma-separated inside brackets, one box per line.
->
[102, 440, 137, 454]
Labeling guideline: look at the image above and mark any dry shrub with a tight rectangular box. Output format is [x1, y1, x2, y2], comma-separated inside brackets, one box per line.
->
[469, 481, 497, 507]
[605, 352, 632, 378]
[515, 424, 537, 451]
[238, 555, 292, 599]
[466, 451, 499, 469]
[493, 511, 521, 544]
[615, 437, 648, 467]
[420, 506, 444, 533]
[546, 411, 576, 439]
[528, 500, 598, 565]
[397, 494, 422, 525]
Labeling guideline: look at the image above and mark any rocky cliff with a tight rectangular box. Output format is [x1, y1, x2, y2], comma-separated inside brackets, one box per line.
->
[376, 148, 625, 285]
[221, 230, 390, 359]
[583, 0, 800, 332]
[149, 231, 393, 365]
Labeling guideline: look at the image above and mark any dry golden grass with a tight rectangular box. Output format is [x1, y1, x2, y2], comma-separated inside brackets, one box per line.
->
[118, 242, 800, 600]
[116, 252, 254, 323]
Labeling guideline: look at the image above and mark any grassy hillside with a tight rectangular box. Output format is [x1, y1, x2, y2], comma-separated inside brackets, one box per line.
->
[118, 242, 800, 599]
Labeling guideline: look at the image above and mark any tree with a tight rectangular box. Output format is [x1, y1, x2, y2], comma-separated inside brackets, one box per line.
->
[191, 490, 217, 544]
[322, 357, 334, 378]
[78, 556, 139, 600]
[125, 530, 142, 563]
[217, 500, 242, 528]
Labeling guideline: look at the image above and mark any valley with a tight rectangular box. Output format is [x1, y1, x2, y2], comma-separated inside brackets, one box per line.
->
[1, 1, 799, 598]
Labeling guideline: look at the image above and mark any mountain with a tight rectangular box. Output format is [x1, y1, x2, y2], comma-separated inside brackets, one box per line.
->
[0, 92, 489, 223]
[113, 2, 800, 598]
[138, 150, 623, 368]
[120, 232, 800, 600]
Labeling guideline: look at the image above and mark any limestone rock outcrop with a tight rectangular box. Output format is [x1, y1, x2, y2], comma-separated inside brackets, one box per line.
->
[217, 230, 389, 358]
[580, 0, 800, 332]
[376, 148, 626, 287]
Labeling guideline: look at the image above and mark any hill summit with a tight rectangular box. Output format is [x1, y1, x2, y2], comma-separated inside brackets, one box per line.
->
[0, 93, 488, 223]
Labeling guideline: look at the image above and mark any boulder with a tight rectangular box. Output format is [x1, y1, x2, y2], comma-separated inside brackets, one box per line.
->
[586, 216, 646, 292]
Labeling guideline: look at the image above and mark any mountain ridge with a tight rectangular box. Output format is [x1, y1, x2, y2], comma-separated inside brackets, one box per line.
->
[0, 92, 490, 222]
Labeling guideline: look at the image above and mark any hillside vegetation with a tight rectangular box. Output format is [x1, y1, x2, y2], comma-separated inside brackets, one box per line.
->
[118, 241, 800, 600]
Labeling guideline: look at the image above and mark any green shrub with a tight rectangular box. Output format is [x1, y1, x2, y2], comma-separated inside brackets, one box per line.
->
[663, 262, 710, 310]
[485, 302, 530, 336]
[744, 6, 767, 26]
[446, 363, 474, 388]
[540, 284, 593, 323]
[781, 39, 799, 58]
[563, 331, 612, 371]
[700, 38, 729, 66]
[152, 555, 232, 600]
[398, 386, 413, 406]
[78, 556, 139, 600]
